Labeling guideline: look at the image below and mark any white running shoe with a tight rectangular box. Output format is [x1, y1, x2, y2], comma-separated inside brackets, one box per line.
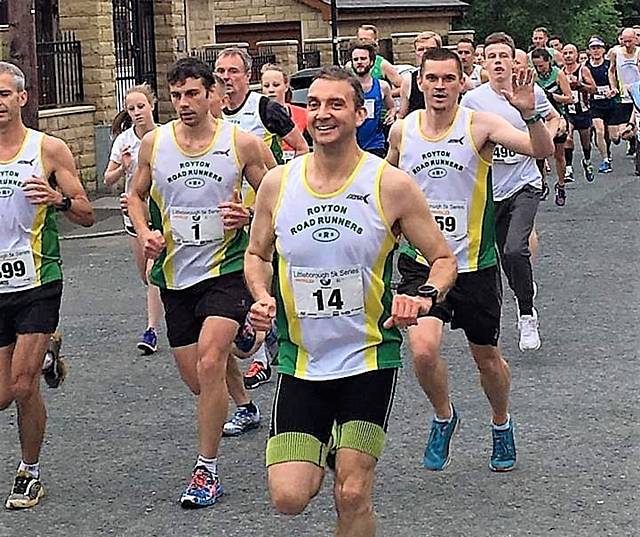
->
[518, 308, 541, 351]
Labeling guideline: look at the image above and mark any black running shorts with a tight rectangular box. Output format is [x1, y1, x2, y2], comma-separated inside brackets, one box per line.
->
[159, 271, 252, 348]
[397, 254, 502, 346]
[591, 105, 618, 126]
[267, 368, 398, 467]
[0, 281, 63, 347]
[567, 111, 592, 131]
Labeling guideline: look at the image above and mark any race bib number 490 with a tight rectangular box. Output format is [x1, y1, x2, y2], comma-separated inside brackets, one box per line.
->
[493, 144, 525, 165]
[169, 207, 224, 245]
[429, 201, 468, 240]
[0, 247, 37, 289]
[291, 266, 364, 318]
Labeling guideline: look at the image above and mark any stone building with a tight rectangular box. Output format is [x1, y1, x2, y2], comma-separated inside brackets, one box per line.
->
[1, 0, 468, 191]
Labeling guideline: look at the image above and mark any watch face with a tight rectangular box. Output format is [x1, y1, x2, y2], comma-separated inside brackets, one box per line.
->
[417, 285, 438, 298]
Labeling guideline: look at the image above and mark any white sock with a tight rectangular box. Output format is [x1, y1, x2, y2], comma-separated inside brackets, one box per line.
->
[195, 455, 217, 476]
[492, 414, 511, 430]
[18, 460, 40, 479]
[252, 344, 268, 367]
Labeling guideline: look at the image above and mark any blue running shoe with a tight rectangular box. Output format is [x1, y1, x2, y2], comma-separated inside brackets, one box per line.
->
[490, 420, 517, 472]
[234, 315, 256, 353]
[222, 404, 260, 437]
[137, 327, 158, 355]
[598, 160, 612, 174]
[422, 405, 459, 470]
[582, 159, 595, 183]
[180, 466, 223, 508]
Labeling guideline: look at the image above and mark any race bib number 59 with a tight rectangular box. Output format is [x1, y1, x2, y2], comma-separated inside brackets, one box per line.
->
[0, 247, 37, 289]
[429, 201, 467, 240]
[169, 207, 224, 245]
[291, 266, 364, 318]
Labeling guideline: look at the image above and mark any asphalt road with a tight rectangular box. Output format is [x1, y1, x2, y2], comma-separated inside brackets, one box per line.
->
[0, 148, 638, 537]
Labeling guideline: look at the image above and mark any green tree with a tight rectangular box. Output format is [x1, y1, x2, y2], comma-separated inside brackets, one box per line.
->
[460, 0, 622, 49]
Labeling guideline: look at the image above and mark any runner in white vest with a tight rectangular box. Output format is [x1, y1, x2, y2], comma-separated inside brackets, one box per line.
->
[128, 58, 270, 509]
[387, 47, 553, 474]
[462, 35, 559, 353]
[0, 61, 94, 510]
[245, 66, 456, 535]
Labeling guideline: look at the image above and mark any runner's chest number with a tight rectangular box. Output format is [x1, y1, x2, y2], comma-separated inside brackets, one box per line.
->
[169, 207, 224, 245]
[429, 201, 467, 240]
[0, 247, 37, 289]
[291, 266, 364, 318]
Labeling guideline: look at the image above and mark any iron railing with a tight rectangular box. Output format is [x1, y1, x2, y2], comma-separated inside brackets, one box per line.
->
[297, 46, 321, 70]
[37, 32, 84, 109]
[192, 48, 277, 84]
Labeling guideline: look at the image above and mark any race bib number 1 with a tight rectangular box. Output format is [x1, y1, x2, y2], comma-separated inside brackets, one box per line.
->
[170, 207, 224, 245]
[291, 266, 364, 318]
[429, 201, 468, 240]
[0, 247, 37, 289]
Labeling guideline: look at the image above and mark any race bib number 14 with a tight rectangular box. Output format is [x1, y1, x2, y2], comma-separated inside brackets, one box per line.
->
[291, 266, 364, 318]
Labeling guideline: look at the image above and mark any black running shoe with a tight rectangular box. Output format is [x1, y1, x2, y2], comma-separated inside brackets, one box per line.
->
[5, 471, 45, 509]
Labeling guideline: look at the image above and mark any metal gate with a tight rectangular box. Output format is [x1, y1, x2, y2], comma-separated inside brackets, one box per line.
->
[112, 0, 157, 108]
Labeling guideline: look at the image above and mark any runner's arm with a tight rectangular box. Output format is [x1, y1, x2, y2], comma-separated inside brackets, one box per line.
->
[381, 59, 404, 95]
[128, 131, 155, 238]
[381, 166, 457, 297]
[381, 80, 397, 124]
[385, 119, 403, 165]
[579, 66, 597, 94]
[281, 127, 309, 157]
[397, 76, 411, 118]
[554, 71, 574, 104]
[607, 50, 618, 94]
[244, 167, 281, 302]
[237, 130, 271, 191]
[476, 110, 554, 159]
[40, 136, 94, 227]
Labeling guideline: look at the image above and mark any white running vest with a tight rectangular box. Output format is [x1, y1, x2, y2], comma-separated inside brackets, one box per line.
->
[468, 64, 484, 89]
[148, 120, 245, 290]
[0, 129, 62, 293]
[398, 107, 497, 273]
[274, 153, 401, 381]
[614, 47, 640, 103]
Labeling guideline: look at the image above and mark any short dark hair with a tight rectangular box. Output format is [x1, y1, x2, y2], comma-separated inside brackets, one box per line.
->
[484, 32, 516, 57]
[549, 35, 563, 44]
[457, 37, 475, 48]
[312, 66, 365, 109]
[530, 48, 552, 62]
[349, 39, 377, 63]
[420, 47, 463, 77]
[167, 57, 216, 90]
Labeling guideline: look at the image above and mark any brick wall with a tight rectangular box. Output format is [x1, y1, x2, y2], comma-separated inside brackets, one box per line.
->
[0, 26, 8, 59]
[39, 106, 98, 190]
[338, 15, 451, 41]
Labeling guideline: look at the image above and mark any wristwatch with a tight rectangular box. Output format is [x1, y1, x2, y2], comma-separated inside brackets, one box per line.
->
[416, 284, 439, 309]
[55, 196, 72, 212]
[523, 113, 543, 125]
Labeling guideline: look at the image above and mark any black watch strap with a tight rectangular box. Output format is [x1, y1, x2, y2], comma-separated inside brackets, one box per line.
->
[55, 196, 72, 212]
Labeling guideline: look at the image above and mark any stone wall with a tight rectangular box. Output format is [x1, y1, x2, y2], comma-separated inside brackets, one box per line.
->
[58, 0, 117, 125]
[39, 106, 97, 190]
[187, 0, 216, 49]
[338, 15, 451, 40]
[212, 0, 329, 41]
[0, 26, 8, 59]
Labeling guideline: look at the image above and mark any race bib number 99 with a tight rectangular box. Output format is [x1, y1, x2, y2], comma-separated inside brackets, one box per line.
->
[170, 207, 224, 245]
[291, 266, 364, 318]
[0, 247, 37, 289]
[429, 201, 468, 240]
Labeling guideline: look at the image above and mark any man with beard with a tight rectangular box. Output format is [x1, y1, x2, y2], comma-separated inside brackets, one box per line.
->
[462, 34, 560, 351]
[387, 47, 553, 473]
[350, 40, 396, 157]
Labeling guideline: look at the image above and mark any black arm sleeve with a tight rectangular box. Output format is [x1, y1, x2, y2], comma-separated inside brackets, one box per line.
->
[259, 97, 295, 138]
